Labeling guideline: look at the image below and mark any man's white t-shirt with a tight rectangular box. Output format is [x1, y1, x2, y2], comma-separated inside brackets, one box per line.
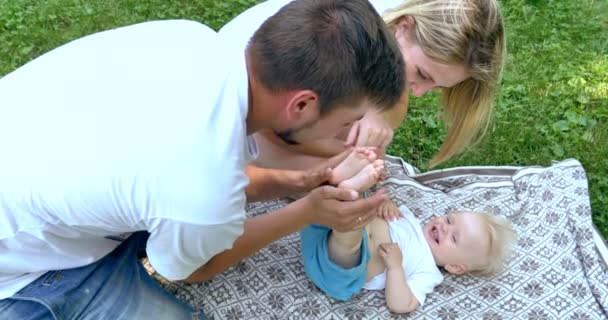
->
[363, 206, 444, 306]
[218, 0, 404, 52]
[0, 20, 256, 299]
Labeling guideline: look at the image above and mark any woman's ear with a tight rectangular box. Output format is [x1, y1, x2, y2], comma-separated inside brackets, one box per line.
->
[394, 16, 416, 44]
[400, 15, 416, 29]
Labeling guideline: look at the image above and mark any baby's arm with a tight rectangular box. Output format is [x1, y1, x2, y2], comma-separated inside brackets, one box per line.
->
[378, 243, 419, 313]
[376, 199, 403, 221]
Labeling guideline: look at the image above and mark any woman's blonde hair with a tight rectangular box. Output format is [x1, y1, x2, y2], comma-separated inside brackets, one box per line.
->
[475, 213, 517, 275]
[383, 0, 506, 167]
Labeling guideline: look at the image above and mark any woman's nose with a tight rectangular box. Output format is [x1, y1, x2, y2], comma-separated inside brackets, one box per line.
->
[412, 82, 435, 97]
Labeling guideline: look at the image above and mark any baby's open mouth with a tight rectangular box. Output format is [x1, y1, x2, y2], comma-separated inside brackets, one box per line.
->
[431, 225, 439, 244]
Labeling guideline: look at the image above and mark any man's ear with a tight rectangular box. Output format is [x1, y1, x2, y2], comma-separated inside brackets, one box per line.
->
[444, 263, 467, 275]
[284, 90, 319, 124]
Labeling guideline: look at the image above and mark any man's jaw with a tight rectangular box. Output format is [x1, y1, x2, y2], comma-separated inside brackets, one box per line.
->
[275, 130, 300, 145]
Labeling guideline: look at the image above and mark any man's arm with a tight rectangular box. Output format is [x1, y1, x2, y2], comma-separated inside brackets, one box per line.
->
[245, 165, 328, 202]
[183, 195, 310, 283]
[183, 186, 388, 283]
[245, 148, 352, 201]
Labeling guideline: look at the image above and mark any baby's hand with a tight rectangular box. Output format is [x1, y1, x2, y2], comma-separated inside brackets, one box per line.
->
[376, 199, 402, 221]
[378, 242, 402, 270]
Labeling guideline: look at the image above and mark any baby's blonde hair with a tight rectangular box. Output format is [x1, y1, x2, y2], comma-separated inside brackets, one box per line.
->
[383, 0, 506, 167]
[473, 213, 516, 275]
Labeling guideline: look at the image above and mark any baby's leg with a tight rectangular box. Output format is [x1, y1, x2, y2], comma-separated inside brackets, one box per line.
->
[328, 230, 364, 268]
[338, 160, 384, 191]
[329, 148, 377, 185]
[328, 160, 384, 267]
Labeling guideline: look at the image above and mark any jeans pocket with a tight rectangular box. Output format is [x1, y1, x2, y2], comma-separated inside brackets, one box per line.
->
[38, 270, 64, 287]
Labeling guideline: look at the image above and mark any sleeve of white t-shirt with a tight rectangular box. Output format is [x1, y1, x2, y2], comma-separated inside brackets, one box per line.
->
[406, 269, 444, 306]
[146, 217, 244, 281]
[143, 155, 251, 281]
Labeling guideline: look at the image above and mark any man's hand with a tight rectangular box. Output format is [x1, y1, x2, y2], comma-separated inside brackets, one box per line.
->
[378, 242, 403, 270]
[246, 150, 349, 201]
[290, 167, 332, 194]
[376, 199, 402, 221]
[345, 110, 394, 151]
[301, 185, 388, 232]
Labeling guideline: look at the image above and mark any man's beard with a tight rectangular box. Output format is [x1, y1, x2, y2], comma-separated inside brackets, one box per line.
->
[274, 118, 320, 145]
[275, 130, 300, 145]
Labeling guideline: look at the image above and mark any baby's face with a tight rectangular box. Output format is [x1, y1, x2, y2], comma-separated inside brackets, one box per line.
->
[423, 211, 489, 274]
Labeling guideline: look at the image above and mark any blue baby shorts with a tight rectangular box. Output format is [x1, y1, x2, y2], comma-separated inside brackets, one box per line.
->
[300, 224, 371, 301]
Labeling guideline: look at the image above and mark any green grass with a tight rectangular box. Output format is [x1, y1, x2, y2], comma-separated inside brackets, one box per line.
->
[1, 0, 607, 237]
[390, 0, 608, 236]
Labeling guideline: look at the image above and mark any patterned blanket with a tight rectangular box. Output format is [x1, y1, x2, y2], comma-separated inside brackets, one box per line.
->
[153, 158, 608, 319]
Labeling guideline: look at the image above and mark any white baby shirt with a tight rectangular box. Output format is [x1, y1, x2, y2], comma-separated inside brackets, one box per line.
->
[364, 205, 444, 306]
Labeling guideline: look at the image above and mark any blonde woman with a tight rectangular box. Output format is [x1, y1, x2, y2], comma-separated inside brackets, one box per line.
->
[219, 0, 505, 175]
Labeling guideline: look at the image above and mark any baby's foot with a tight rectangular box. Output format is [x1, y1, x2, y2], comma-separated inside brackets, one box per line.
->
[330, 148, 377, 185]
[338, 160, 384, 191]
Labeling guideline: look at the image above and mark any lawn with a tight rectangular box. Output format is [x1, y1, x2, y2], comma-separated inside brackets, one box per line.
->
[1, 0, 606, 236]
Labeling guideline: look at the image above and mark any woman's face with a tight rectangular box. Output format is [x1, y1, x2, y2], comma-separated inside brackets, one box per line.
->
[394, 17, 470, 97]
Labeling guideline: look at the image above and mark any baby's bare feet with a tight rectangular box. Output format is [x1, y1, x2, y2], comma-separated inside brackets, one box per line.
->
[330, 148, 377, 185]
[338, 160, 384, 191]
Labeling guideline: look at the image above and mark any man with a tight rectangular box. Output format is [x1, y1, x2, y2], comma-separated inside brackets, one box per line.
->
[219, 0, 408, 171]
[0, 0, 404, 318]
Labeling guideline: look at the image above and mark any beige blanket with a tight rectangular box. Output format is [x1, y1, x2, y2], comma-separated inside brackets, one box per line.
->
[152, 158, 608, 319]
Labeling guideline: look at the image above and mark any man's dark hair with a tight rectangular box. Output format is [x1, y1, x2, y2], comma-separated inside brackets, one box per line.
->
[247, 0, 405, 114]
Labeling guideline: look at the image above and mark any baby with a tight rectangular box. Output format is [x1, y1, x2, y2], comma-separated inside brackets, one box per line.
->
[301, 149, 516, 314]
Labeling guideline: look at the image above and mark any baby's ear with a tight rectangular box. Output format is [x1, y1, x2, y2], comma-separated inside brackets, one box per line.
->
[445, 263, 467, 275]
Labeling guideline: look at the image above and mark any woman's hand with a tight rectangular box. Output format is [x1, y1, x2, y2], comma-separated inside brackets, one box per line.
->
[345, 110, 394, 152]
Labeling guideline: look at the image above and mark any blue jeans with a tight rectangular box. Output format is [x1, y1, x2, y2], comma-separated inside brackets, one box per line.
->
[0, 232, 204, 320]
